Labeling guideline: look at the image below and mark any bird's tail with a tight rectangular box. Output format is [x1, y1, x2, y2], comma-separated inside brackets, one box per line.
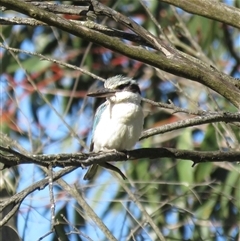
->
[83, 164, 98, 180]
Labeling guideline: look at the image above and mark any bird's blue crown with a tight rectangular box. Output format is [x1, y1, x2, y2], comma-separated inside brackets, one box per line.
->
[104, 75, 137, 89]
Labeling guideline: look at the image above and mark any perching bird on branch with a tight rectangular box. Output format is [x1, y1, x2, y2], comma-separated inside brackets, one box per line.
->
[84, 75, 144, 180]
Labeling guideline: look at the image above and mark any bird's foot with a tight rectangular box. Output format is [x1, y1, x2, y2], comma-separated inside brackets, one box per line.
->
[99, 148, 122, 153]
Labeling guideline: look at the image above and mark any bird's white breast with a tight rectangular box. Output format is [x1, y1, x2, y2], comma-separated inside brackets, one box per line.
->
[92, 93, 144, 151]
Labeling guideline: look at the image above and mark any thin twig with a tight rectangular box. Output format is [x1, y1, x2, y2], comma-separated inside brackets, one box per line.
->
[117, 176, 166, 241]
[0, 42, 105, 81]
[48, 164, 55, 231]
[0, 167, 76, 226]
[56, 180, 118, 241]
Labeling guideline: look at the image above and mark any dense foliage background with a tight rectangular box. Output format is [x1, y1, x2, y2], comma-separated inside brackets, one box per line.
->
[1, 0, 239, 240]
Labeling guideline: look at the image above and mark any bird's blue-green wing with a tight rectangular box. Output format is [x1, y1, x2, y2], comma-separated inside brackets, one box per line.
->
[90, 101, 107, 151]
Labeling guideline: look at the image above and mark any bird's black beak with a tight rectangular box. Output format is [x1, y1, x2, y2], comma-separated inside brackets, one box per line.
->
[87, 88, 116, 98]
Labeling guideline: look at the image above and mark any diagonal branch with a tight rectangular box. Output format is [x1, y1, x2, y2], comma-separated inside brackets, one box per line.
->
[28, 2, 91, 16]
[160, 0, 240, 29]
[1, 0, 240, 107]
[89, 0, 173, 56]
[56, 180, 118, 241]
[0, 42, 105, 81]
[0, 166, 76, 226]
[0, 17, 153, 47]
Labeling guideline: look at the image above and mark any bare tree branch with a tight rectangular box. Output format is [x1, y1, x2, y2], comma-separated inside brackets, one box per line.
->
[142, 98, 210, 116]
[1, 146, 240, 170]
[0, 17, 152, 47]
[28, 2, 91, 16]
[160, 0, 240, 29]
[0, 16, 46, 26]
[140, 112, 240, 140]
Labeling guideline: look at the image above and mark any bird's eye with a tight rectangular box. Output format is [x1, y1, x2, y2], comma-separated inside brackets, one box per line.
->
[117, 83, 129, 90]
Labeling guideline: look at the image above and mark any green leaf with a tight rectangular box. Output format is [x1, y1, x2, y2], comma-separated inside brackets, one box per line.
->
[195, 162, 213, 183]
[220, 170, 240, 218]
[53, 205, 69, 241]
[195, 186, 221, 219]
[176, 129, 194, 191]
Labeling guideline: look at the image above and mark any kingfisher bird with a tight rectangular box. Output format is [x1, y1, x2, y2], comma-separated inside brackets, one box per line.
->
[84, 75, 144, 180]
